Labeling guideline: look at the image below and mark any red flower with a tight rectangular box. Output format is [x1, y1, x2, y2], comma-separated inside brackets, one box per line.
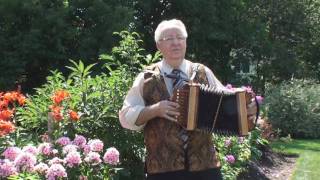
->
[0, 120, 15, 137]
[52, 90, 70, 105]
[50, 106, 63, 122]
[17, 94, 26, 106]
[0, 109, 13, 121]
[0, 100, 9, 110]
[69, 110, 79, 121]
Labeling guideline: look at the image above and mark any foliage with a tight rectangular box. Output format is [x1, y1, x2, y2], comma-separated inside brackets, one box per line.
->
[264, 79, 320, 138]
[13, 31, 159, 179]
[0, 0, 134, 91]
[134, 0, 320, 94]
[214, 128, 268, 180]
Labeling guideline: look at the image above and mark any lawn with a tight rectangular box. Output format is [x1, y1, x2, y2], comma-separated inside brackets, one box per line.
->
[271, 139, 320, 180]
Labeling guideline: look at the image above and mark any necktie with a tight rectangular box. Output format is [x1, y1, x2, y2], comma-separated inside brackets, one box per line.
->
[166, 69, 182, 89]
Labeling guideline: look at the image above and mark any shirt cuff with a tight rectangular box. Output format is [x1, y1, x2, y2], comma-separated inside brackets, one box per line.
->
[119, 105, 145, 131]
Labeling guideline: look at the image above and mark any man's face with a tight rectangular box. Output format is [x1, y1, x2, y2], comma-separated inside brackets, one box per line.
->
[156, 28, 187, 64]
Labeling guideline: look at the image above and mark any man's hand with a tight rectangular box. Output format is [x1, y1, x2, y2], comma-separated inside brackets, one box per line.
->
[247, 98, 258, 130]
[155, 100, 180, 122]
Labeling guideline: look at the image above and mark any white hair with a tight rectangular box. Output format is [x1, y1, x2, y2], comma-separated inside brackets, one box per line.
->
[154, 19, 188, 43]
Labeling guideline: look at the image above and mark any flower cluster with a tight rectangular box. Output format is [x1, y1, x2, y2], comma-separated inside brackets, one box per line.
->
[49, 89, 79, 122]
[225, 84, 264, 105]
[0, 90, 26, 137]
[0, 135, 120, 179]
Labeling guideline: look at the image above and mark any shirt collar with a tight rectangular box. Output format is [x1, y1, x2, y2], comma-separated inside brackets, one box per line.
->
[160, 59, 188, 76]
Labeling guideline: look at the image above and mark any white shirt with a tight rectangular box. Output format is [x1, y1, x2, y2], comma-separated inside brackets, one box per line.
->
[119, 59, 225, 131]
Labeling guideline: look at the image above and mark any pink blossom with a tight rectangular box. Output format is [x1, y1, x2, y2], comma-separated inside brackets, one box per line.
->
[103, 147, 120, 165]
[34, 163, 49, 175]
[38, 143, 52, 156]
[256, 95, 264, 105]
[84, 152, 101, 165]
[224, 138, 232, 147]
[62, 144, 78, 154]
[48, 157, 65, 165]
[0, 159, 17, 177]
[2, 147, 22, 161]
[225, 155, 235, 164]
[73, 135, 87, 148]
[22, 145, 38, 155]
[226, 84, 233, 89]
[14, 152, 37, 172]
[55, 137, 71, 146]
[238, 137, 245, 144]
[46, 164, 67, 180]
[88, 139, 104, 152]
[82, 145, 91, 155]
[64, 151, 82, 167]
[241, 86, 253, 94]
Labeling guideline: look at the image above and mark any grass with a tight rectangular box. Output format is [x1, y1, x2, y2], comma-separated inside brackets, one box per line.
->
[270, 138, 320, 180]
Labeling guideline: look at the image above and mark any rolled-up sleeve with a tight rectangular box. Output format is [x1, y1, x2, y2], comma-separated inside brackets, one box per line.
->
[119, 73, 146, 131]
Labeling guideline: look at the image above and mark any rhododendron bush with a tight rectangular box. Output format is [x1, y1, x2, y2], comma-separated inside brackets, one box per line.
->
[0, 135, 120, 179]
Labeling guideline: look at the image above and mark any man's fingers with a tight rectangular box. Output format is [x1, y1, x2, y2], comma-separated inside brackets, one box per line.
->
[165, 114, 178, 122]
[167, 110, 180, 116]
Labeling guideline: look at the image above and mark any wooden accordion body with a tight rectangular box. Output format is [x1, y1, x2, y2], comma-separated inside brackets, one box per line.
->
[172, 83, 249, 136]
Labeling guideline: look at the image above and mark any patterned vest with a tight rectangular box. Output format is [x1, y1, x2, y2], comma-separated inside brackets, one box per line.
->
[142, 62, 220, 174]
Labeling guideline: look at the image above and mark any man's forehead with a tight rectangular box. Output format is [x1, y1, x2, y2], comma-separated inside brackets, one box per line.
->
[161, 28, 184, 36]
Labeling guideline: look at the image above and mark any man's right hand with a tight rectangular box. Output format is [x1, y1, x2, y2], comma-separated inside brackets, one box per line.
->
[155, 100, 180, 122]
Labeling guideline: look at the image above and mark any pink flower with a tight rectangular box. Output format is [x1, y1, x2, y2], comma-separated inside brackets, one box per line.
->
[64, 151, 82, 167]
[56, 137, 71, 146]
[0, 159, 17, 177]
[34, 163, 49, 175]
[14, 152, 37, 172]
[48, 157, 65, 165]
[2, 147, 22, 161]
[38, 143, 52, 156]
[238, 137, 245, 144]
[224, 138, 232, 147]
[84, 152, 101, 165]
[46, 164, 67, 180]
[225, 155, 235, 164]
[226, 84, 233, 89]
[62, 144, 78, 154]
[256, 95, 264, 105]
[241, 86, 253, 93]
[88, 139, 104, 152]
[82, 145, 91, 155]
[73, 135, 87, 148]
[22, 145, 38, 155]
[103, 147, 120, 165]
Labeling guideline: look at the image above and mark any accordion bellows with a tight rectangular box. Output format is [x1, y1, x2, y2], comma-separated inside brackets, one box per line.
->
[172, 83, 249, 136]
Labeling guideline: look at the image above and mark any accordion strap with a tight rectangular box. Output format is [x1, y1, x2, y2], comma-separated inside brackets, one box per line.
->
[190, 63, 200, 81]
[212, 94, 223, 129]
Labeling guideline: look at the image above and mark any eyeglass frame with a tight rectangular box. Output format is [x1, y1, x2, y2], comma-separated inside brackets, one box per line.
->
[159, 36, 187, 43]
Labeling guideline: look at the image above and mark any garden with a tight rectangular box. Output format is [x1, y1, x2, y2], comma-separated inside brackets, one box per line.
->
[1, 1, 320, 180]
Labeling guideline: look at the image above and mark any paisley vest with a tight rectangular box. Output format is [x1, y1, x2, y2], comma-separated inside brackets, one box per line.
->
[142, 62, 220, 174]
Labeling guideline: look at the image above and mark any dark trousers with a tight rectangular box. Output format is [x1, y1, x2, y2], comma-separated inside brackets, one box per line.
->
[146, 168, 223, 180]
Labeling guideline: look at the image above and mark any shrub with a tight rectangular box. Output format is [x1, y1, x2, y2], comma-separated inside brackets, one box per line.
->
[0, 135, 121, 179]
[264, 79, 320, 138]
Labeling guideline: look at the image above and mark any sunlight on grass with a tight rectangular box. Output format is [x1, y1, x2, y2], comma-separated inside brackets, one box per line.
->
[271, 139, 320, 180]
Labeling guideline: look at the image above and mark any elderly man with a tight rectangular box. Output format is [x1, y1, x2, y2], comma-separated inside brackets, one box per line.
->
[119, 19, 257, 180]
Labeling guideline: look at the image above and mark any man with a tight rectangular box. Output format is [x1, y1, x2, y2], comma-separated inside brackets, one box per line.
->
[119, 19, 257, 180]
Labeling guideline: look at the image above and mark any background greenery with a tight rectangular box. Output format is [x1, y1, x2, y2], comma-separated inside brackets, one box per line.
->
[1, 0, 320, 93]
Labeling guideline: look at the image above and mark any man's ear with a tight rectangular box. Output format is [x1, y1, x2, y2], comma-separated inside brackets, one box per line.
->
[156, 42, 161, 51]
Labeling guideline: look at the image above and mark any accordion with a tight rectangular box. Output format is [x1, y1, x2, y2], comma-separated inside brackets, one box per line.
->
[172, 83, 250, 136]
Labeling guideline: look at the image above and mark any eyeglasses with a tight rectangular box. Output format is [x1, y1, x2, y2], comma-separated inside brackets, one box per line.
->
[159, 36, 186, 43]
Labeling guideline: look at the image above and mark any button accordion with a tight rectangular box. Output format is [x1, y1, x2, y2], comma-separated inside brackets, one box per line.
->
[172, 83, 251, 136]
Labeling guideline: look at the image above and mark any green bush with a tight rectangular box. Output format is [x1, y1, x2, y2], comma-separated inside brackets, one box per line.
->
[264, 79, 320, 138]
[13, 31, 160, 179]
